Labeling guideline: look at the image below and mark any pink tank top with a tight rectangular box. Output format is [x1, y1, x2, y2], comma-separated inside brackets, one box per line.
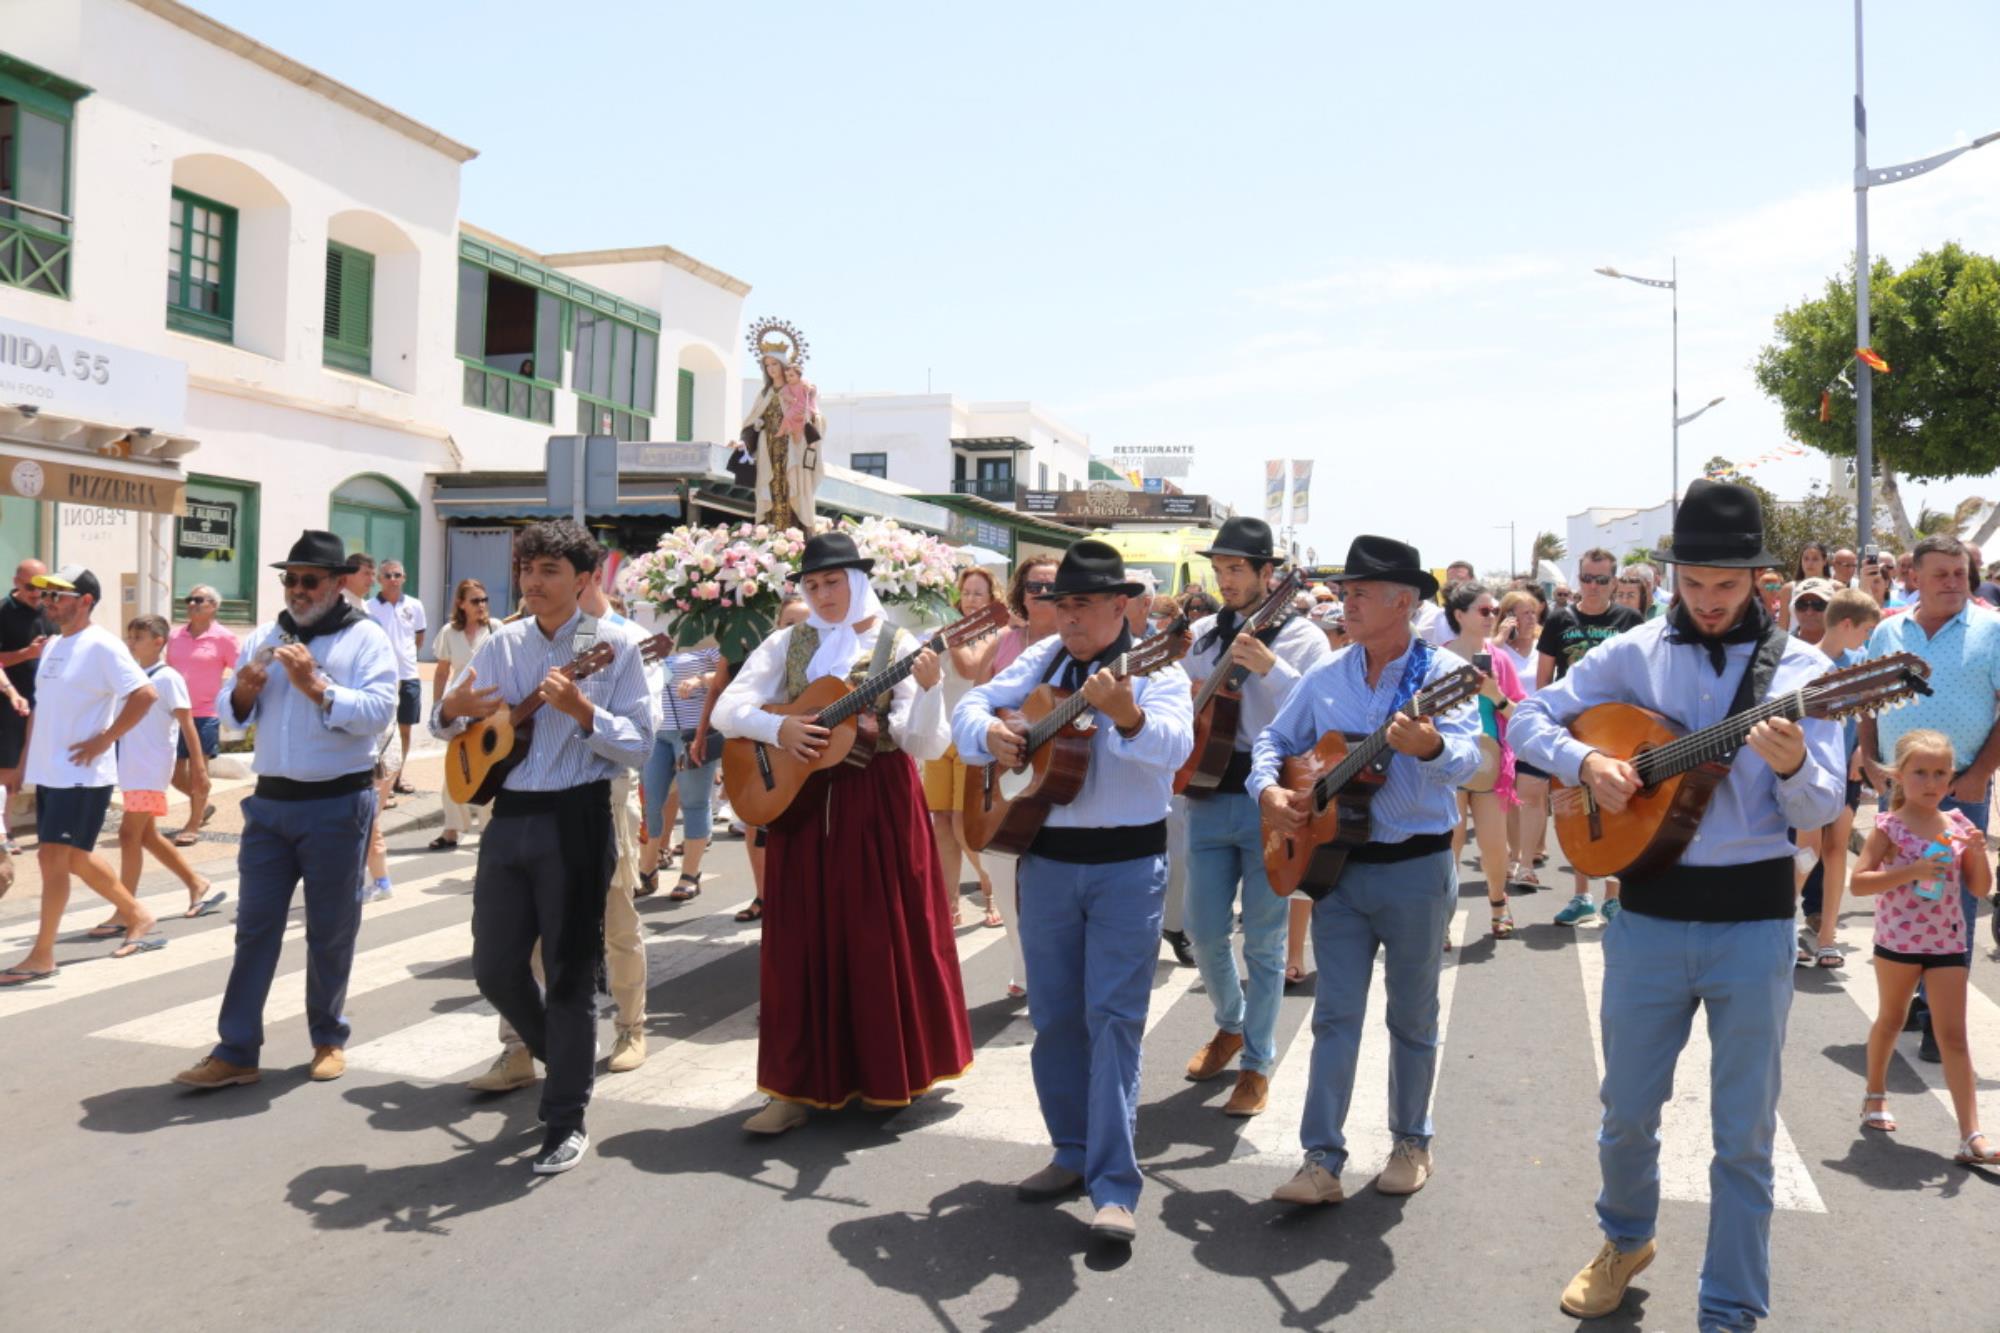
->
[1871, 809, 1975, 956]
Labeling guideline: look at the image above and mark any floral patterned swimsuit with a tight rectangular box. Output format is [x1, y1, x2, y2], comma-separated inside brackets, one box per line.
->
[1871, 808, 1975, 960]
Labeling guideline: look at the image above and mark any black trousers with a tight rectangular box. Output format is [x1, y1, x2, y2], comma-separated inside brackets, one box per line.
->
[472, 807, 607, 1132]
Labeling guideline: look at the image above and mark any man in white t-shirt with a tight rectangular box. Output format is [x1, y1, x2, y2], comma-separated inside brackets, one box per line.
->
[0, 566, 163, 987]
[366, 560, 426, 793]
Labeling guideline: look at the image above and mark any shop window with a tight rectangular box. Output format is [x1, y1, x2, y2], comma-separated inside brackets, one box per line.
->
[323, 241, 374, 375]
[574, 307, 658, 440]
[167, 188, 235, 342]
[676, 368, 695, 441]
[172, 476, 259, 623]
[455, 259, 557, 424]
[0, 54, 83, 299]
[850, 452, 887, 479]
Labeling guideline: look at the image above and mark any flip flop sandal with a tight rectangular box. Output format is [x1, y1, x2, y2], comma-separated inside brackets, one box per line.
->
[170, 830, 202, 848]
[185, 890, 228, 919]
[734, 898, 764, 922]
[110, 935, 168, 959]
[86, 921, 126, 939]
[0, 967, 56, 987]
[668, 875, 702, 902]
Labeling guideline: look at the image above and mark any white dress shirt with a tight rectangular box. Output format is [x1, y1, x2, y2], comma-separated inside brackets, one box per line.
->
[712, 622, 950, 762]
[1183, 611, 1332, 753]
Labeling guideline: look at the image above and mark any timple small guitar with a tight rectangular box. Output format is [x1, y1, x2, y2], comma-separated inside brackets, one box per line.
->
[1260, 665, 1484, 899]
[1549, 651, 1932, 878]
[1175, 569, 1304, 795]
[961, 620, 1190, 856]
[721, 601, 1009, 826]
[445, 631, 671, 807]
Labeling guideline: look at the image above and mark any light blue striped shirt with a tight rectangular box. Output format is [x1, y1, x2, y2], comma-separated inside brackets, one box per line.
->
[953, 635, 1194, 828]
[429, 608, 654, 791]
[1247, 639, 1482, 842]
[1509, 618, 1845, 866]
[226, 618, 399, 782]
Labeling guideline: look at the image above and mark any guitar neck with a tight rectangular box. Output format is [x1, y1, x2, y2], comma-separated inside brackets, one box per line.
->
[1025, 649, 1146, 753]
[1194, 585, 1296, 711]
[816, 630, 946, 728]
[1310, 691, 1452, 807]
[1630, 690, 1807, 785]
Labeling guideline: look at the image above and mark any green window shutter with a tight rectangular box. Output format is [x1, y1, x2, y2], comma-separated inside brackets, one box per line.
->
[675, 368, 695, 441]
[323, 242, 373, 374]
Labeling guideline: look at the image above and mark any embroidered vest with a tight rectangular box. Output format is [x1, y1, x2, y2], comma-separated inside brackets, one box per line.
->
[781, 624, 906, 753]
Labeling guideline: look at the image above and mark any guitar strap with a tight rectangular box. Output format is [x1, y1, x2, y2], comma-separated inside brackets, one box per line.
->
[867, 626, 900, 719]
[570, 614, 599, 662]
[1386, 637, 1434, 718]
[1723, 619, 1793, 734]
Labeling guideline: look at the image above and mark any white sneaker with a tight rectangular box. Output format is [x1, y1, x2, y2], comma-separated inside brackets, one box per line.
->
[359, 879, 393, 904]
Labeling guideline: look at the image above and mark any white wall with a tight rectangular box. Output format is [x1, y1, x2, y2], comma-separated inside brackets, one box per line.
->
[818, 392, 1094, 496]
[1563, 500, 1673, 582]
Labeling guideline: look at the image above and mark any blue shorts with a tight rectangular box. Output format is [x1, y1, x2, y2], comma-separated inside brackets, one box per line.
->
[178, 715, 221, 761]
[396, 678, 422, 726]
[35, 785, 114, 851]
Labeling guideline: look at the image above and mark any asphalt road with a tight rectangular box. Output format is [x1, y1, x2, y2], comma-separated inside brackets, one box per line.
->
[2, 795, 1995, 1332]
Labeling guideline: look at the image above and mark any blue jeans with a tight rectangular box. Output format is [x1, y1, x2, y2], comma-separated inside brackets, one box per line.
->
[1597, 910, 1794, 1333]
[1017, 850, 1166, 1210]
[642, 730, 720, 842]
[1299, 849, 1456, 1168]
[1185, 791, 1290, 1073]
[213, 789, 373, 1065]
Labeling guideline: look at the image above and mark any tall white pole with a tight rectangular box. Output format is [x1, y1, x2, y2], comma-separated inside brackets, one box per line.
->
[1853, 0, 1875, 553]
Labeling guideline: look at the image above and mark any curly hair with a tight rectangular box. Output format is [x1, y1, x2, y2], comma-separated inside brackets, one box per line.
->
[513, 519, 600, 575]
[1006, 556, 1062, 619]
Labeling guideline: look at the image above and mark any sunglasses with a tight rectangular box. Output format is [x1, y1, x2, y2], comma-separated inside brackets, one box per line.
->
[1794, 599, 1827, 612]
[467, 596, 489, 605]
[280, 572, 330, 591]
[1578, 573, 1612, 586]
[1761, 581, 1783, 592]
[1470, 606, 1497, 616]
[185, 595, 213, 605]
[1024, 581, 1055, 593]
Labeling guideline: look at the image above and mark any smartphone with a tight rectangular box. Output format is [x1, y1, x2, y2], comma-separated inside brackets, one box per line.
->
[1472, 652, 1493, 674]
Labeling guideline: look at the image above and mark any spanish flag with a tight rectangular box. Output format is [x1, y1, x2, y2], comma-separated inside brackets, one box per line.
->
[1857, 347, 1891, 374]
[1819, 389, 1832, 423]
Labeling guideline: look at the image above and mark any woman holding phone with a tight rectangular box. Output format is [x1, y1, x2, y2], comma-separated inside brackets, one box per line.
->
[1442, 582, 1527, 937]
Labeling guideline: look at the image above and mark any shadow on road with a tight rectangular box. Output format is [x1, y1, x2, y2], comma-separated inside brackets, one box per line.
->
[79, 1073, 299, 1132]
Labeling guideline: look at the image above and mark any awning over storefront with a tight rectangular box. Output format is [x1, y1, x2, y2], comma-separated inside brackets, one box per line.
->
[918, 491, 1089, 563]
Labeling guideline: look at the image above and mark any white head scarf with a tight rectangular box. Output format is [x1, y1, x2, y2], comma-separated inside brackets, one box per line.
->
[804, 566, 885, 680]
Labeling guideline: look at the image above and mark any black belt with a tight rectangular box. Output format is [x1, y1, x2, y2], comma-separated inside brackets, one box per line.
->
[1619, 856, 1794, 922]
[1346, 831, 1453, 865]
[254, 771, 374, 802]
[492, 779, 611, 819]
[1029, 820, 1167, 865]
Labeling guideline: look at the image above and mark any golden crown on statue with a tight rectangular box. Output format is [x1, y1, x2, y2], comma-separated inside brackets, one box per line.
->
[745, 317, 810, 368]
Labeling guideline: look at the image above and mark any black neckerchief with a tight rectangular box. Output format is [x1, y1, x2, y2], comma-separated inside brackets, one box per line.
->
[280, 597, 367, 645]
[1046, 625, 1134, 689]
[1665, 596, 1771, 675]
[1194, 604, 1245, 655]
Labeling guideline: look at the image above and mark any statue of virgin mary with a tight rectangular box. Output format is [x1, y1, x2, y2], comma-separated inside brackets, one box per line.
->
[738, 321, 823, 531]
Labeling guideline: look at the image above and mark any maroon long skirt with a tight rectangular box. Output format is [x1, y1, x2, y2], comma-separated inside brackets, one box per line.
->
[758, 749, 974, 1108]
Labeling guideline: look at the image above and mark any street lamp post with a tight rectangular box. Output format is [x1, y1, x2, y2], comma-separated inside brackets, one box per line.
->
[1494, 522, 1516, 580]
[1594, 261, 1725, 519]
[1851, 0, 2000, 555]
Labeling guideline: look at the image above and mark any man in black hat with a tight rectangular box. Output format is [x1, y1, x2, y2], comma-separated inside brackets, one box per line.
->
[1249, 534, 1482, 1206]
[174, 531, 399, 1088]
[1177, 517, 1331, 1117]
[1510, 480, 1844, 1331]
[953, 538, 1194, 1244]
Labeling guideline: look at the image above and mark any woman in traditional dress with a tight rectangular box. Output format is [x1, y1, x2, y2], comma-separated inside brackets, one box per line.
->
[739, 352, 824, 531]
[712, 532, 972, 1132]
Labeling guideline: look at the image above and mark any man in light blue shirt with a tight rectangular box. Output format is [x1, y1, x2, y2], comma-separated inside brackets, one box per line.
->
[1251, 535, 1480, 1210]
[175, 531, 398, 1093]
[1510, 482, 1842, 1333]
[954, 540, 1193, 1244]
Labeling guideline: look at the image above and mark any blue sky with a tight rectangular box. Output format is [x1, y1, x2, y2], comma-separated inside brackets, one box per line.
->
[201, 0, 2000, 568]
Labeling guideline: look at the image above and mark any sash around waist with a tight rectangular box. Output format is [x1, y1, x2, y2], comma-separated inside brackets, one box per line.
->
[1029, 821, 1168, 865]
[1619, 857, 1794, 922]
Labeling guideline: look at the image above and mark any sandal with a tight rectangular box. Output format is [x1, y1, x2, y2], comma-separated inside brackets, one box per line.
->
[1861, 1092, 1896, 1133]
[393, 778, 416, 795]
[635, 869, 659, 899]
[1955, 1131, 2000, 1166]
[734, 897, 764, 923]
[668, 873, 702, 902]
[1815, 944, 1844, 968]
[1489, 901, 1515, 939]
[427, 835, 459, 851]
[981, 892, 1003, 929]
[1510, 869, 1542, 892]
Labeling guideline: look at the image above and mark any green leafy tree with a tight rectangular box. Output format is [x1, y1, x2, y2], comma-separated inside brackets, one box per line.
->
[1726, 476, 1856, 574]
[1530, 531, 1566, 566]
[1753, 243, 2000, 546]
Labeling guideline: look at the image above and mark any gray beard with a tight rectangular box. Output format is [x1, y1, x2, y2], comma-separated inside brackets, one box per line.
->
[290, 588, 344, 629]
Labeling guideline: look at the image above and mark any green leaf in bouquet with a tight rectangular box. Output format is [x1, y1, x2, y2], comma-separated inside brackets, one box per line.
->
[719, 606, 775, 663]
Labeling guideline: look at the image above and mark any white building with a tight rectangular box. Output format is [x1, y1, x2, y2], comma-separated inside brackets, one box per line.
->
[818, 391, 1093, 505]
[0, 0, 745, 632]
[1562, 500, 1674, 582]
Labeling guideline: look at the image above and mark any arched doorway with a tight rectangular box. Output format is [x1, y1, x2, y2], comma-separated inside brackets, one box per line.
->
[329, 474, 418, 590]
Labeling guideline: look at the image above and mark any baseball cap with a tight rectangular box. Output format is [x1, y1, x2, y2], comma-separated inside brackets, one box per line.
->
[1790, 577, 1839, 608]
[32, 564, 102, 602]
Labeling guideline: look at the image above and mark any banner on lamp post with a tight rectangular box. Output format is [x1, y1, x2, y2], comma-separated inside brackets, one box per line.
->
[1264, 459, 1285, 524]
[1290, 459, 1311, 524]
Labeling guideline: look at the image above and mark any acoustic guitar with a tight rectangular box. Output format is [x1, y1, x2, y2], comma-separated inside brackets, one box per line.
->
[961, 622, 1190, 856]
[1261, 665, 1483, 899]
[721, 601, 1009, 826]
[444, 631, 672, 807]
[1551, 651, 1932, 878]
[1175, 569, 1304, 794]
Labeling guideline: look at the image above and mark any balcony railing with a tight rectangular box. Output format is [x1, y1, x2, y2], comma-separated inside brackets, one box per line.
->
[0, 211, 71, 299]
[952, 477, 1018, 503]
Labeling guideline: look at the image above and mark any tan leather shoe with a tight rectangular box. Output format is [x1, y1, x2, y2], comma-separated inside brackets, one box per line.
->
[173, 1055, 260, 1089]
[467, 1047, 538, 1093]
[742, 1099, 810, 1135]
[1089, 1204, 1136, 1243]
[1375, 1138, 1432, 1195]
[1222, 1070, 1269, 1117]
[1015, 1163, 1084, 1202]
[1271, 1159, 1344, 1205]
[606, 1028, 647, 1073]
[1185, 1029, 1244, 1081]
[1560, 1239, 1656, 1319]
[309, 1046, 346, 1082]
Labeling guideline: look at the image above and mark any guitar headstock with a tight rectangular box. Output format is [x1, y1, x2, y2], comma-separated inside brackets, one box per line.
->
[1804, 651, 1934, 722]
[638, 633, 674, 664]
[1126, 617, 1192, 678]
[942, 600, 1010, 649]
[568, 641, 618, 681]
[1252, 568, 1305, 632]
[1413, 665, 1483, 718]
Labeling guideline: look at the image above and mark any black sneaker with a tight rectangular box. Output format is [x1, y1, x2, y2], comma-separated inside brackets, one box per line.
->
[1161, 929, 1196, 968]
[1918, 1019, 1942, 1065]
[531, 1126, 589, 1175]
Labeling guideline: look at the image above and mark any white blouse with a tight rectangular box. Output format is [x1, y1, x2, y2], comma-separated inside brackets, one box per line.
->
[712, 622, 950, 762]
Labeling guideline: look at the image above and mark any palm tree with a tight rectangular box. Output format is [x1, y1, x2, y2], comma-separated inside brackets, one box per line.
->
[1530, 531, 1566, 566]
[1913, 497, 1983, 539]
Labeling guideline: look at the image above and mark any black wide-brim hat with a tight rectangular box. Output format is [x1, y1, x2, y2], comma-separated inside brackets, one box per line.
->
[1325, 535, 1440, 600]
[799, 531, 875, 577]
[1198, 516, 1278, 563]
[270, 529, 358, 573]
[1657, 479, 1781, 569]
[1033, 538, 1146, 601]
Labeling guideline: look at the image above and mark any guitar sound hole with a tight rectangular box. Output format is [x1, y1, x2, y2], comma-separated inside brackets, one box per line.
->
[481, 731, 496, 756]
